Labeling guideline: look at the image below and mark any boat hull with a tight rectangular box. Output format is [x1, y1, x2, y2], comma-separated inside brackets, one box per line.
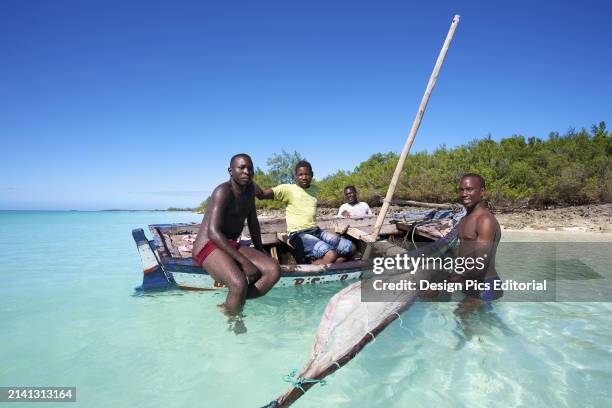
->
[132, 210, 461, 292]
[170, 268, 364, 291]
[133, 228, 368, 291]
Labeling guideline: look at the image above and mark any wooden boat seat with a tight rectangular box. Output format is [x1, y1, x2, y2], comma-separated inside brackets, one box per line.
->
[336, 226, 375, 243]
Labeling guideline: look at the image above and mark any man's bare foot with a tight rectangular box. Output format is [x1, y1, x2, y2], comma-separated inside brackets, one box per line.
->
[227, 315, 247, 335]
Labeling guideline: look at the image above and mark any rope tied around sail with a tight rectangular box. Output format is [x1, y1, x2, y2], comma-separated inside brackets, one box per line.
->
[283, 369, 327, 393]
[393, 312, 405, 328]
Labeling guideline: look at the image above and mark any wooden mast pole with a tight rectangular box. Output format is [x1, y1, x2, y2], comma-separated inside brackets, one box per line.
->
[369, 14, 460, 242]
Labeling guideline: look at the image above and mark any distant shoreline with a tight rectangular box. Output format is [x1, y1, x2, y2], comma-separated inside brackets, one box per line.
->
[0, 209, 199, 213]
[2, 205, 610, 233]
[100, 209, 198, 212]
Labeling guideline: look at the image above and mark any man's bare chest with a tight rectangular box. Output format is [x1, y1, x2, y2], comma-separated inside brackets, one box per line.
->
[458, 218, 478, 241]
[226, 195, 251, 216]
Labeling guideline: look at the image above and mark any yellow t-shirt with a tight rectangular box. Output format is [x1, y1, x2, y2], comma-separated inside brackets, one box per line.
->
[272, 184, 319, 232]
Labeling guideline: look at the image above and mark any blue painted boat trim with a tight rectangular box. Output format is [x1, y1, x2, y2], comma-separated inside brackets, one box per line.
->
[135, 266, 176, 292]
[132, 228, 177, 291]
[132, 228, 149, 245]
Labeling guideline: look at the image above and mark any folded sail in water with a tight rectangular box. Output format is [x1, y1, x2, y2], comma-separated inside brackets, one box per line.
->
[263, 224, 460, 408]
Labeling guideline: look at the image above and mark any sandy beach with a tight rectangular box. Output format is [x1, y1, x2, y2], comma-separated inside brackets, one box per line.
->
[257, 203, 612, 233]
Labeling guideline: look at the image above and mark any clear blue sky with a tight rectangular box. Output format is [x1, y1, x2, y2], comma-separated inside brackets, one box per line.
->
[1, 0, 610, 210]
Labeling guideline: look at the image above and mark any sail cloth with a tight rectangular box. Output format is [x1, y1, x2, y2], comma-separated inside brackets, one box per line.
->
[263, 223, 461, 408]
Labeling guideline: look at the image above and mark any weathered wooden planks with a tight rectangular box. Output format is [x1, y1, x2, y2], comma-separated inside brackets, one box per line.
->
[150, 214, 429, 258]
[390, 199, 456, 209]
[395, 219, 455, 241]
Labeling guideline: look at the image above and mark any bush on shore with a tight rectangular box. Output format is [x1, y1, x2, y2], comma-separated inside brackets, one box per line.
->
[254, 122, 611, 210]
[193, 123, 610, 212]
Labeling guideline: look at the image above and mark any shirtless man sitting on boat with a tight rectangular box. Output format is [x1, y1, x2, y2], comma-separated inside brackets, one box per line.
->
[448, 173, 503, 316]
[255, 160, 356, 265]
[192, 154, 280, 324]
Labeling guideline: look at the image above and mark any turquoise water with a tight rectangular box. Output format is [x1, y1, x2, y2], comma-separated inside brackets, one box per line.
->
[1, 211, 611, 407]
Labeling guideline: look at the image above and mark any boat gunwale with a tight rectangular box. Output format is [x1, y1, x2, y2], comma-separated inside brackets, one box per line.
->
[161, 256, 374, 277]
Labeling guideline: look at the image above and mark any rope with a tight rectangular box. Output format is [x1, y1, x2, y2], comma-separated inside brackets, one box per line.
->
[283, 369, 327, 393]
[393, 312, 405, 329]
[411, 222, 419, 249]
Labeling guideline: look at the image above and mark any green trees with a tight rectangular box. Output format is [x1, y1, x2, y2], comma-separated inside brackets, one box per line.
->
[265, 150, 304, 184]
[254, 149, 306, 209]
[254, 123, 610, 209]
[195, 196, 210, 213]
[190, 123, 610, 212]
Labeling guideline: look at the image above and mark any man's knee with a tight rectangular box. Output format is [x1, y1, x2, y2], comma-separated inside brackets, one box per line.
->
[266, 262, 281, 283]
[310, 240, 333, 260]
[335, 237, 354, 257]
[322, 250, 338, 262]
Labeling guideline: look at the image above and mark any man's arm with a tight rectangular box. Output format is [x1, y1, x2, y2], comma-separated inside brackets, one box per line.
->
[254, 183, 274, 200]
[247, 197, 265, 252]
[471, 215, 497, 273]
[207, 185, 257, 271]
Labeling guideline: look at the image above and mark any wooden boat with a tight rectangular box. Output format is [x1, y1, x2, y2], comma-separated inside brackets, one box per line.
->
[131, 210, 460, 291]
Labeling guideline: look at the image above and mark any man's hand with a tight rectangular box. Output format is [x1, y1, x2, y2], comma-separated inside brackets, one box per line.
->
[341, 210, 350, 218]
[253, 182, 263, 197]
[241, 259, 261, 282]
[254, 183, 274, 200]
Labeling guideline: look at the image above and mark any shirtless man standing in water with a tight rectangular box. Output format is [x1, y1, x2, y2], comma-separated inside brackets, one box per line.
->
[192, 154, 280, 331]
[449, 173, 503, 317]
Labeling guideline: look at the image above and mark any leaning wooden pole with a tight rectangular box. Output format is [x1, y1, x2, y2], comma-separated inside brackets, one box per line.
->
[370, 14, 460, 242]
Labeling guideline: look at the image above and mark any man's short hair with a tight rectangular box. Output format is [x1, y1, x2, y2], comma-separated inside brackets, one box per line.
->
[229, 153, 252, 167]
[294, 160, 313, 174]
[344, 185, 357, 192]
[460, 173, 486, 189]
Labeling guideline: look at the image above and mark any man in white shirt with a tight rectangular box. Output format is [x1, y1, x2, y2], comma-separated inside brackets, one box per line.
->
[337, 186, 373, 218]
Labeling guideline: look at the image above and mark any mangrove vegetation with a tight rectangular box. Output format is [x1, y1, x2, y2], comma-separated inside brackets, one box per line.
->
[197, 123, 611, 211]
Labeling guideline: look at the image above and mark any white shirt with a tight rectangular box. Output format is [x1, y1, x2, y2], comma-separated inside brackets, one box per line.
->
[337, 202, 373, 218]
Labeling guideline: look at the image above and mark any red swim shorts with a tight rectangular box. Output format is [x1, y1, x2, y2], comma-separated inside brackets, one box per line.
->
[194, 239, 241, 265]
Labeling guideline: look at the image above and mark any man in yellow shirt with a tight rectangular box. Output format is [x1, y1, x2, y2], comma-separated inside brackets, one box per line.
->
[256, 160, 355, 264]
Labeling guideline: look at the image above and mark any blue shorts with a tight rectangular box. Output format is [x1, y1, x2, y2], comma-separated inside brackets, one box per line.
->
[464, 276, 504, 302]
[289, 227, 353, 261]
[480, 276, 503, 302]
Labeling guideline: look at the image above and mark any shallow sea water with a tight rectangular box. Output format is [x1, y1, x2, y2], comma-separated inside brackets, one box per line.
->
[1, 212, 611, 407]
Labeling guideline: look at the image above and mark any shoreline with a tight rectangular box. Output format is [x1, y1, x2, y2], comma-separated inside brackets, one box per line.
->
[494, 203, 612, 233]
[257, 203, 612, 233]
